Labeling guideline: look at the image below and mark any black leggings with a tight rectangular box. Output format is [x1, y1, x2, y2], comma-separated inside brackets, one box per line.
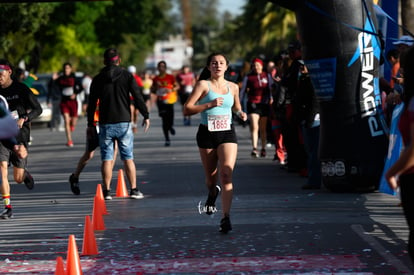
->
[400, 173, 414, 263]
[157, 101, 174, 141]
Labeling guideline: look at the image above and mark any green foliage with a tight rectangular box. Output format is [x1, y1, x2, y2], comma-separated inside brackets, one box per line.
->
[186, 0, 221, 69]
[95, 0, 173, 69]
[37, 1, 110, 74]
[210, 0, 296, 64]
[0, 3, 54, 67]
[0, 0, 299, 76]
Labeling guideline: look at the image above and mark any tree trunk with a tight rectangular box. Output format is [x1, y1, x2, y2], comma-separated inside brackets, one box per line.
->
[401, 0, 414, 35]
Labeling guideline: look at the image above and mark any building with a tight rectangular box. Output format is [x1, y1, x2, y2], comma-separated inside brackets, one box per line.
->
[145, 35, 193, 72]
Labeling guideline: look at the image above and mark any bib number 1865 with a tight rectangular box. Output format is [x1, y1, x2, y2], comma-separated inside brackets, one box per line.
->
[208, 114, 231, 132]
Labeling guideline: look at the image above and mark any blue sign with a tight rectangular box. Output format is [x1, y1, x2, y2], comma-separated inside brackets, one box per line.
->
[305, 58, 337, 101]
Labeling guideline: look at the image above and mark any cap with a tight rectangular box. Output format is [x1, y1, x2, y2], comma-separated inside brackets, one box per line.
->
[252, 58, 263, 66]
[393, 35, 414, 46]
[103, 48, 120, 64]
[0, 65, 11, 72]
[127, 65, 136, 73]
[288, 40, 301, 50]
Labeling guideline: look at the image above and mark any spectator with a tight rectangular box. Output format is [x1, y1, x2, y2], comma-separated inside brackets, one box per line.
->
[280, 40, 307, 175]
[87, 48, 150, 200]
[296, 63, 321, 189]
[47, 72, 64, 132]
[386, 45, 414, 264]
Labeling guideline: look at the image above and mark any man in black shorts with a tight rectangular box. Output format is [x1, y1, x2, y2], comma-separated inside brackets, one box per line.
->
[68, 126, 100, 195]
[0, 59, 42, 219]
[68, 103, 118, 195]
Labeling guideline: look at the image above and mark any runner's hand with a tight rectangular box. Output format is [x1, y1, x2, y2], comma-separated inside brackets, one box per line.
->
[13, 144, 27, 159]
[142, 119, 150, 133]
[239, 111, 247, 121]
[386, 174, 399, 190]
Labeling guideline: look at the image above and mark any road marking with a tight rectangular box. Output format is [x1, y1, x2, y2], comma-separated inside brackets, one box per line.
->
[352, 224, 412, 273]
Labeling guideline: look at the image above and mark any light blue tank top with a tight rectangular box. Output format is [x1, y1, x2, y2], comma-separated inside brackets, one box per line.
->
[199, 81, 234, 125]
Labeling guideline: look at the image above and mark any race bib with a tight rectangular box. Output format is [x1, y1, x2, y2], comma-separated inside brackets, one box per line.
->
[156, 88, 168, 96]
[208, 114, 231, 132]
[143, 88, 151, 95]
[62, 87, 74, 96]
[185, 85, 193, 93]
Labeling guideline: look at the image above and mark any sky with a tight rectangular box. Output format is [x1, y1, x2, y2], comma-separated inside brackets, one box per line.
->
[219, 0, 246, 15]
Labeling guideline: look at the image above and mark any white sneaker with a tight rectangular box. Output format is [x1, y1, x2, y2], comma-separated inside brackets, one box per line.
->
[130, 189, 144, 199]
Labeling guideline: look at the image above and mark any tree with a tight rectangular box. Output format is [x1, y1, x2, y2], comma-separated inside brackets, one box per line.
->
[209, 0, 295, 63]
[95, 0, 174, 69]
[35, 0, 174, 73]
[0, 3, 55, 70]
[185, 0, 221, 68]
[37, 1, 110, 73]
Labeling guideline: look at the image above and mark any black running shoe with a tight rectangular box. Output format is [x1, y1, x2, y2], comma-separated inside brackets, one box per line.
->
[205, 185, 221, 215]
[69, 174, 80, 195]
[0, 207, 13, 219]
[103, 189, 112, 200]
[23, 170, 34, 190]
[219, 216, 232, 233]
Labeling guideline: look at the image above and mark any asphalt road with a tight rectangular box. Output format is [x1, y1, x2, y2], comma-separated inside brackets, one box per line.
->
[0, 107, 412, 274]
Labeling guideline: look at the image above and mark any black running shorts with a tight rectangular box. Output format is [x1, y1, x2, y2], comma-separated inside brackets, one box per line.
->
[86, 127, 100, 153]
[0, 142, 27, 168]
[246, 102, 270, 117]
[196, 124, 237, 149]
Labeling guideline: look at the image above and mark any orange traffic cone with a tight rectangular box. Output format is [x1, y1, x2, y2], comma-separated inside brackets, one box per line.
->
[66, 234, 82, 275]
[92, 196, 106, 231]
[116, 169, 129, 198]
[54, 256, 65, 275]
[95, 184, 109, 215]
[81, 215, 98, 256]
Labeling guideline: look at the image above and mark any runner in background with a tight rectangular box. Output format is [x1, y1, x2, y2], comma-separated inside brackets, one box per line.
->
[141, 71, 153, 111]
[151, 61, 178, 147]
[128, 65, 144, 133]
[176, 65, 195, 126]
